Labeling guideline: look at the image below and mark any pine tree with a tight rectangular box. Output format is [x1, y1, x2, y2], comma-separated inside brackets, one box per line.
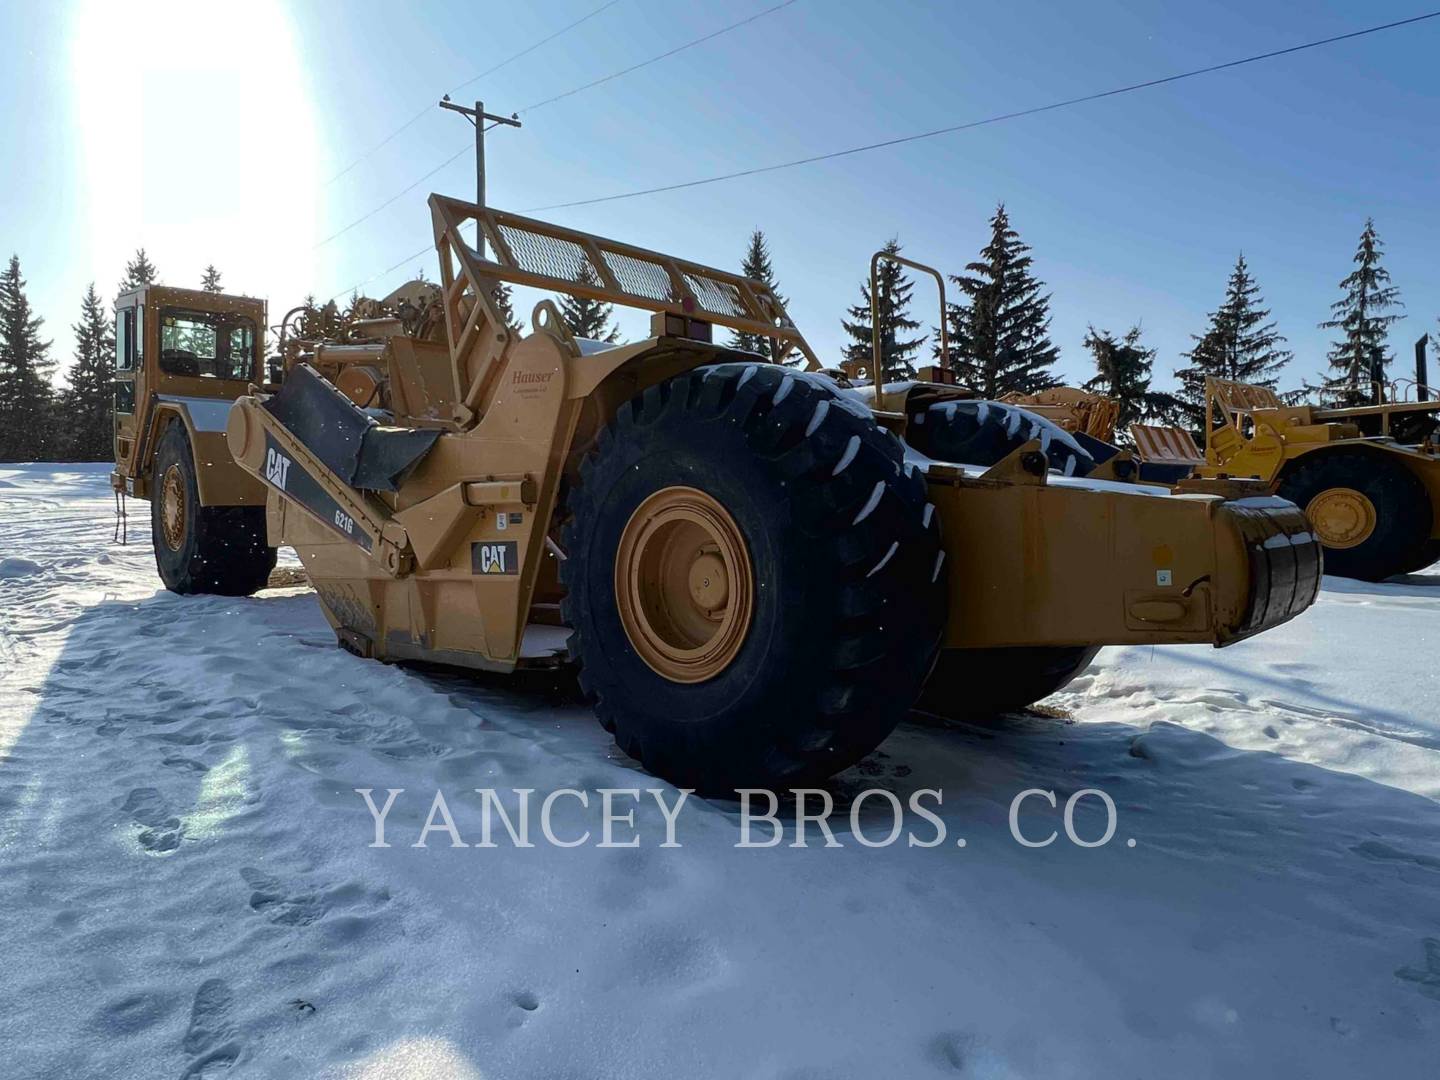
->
[1172, 254, 1291, 426]
[0, 255, 57, 461]
[296, 293, 343, 340]
[1319, 219, 1404, 407]
[491, 281, 522, 333]
[1081, 325, 1175, 441]
[201, 265, 224, 293]
[299, 292, 318, 332]
[118, 248, 159, 296]
[941, 204, 1059, 396]
[60, 283, 116, 461]
[840, 238, 924, 380]
[559, 265, 619, 342]
[729, 229, 791, 362]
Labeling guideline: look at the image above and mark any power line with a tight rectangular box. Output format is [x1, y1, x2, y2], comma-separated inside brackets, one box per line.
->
[323, 0, 621, 186]
[327, 238, 439, 304]
[520, 0, 799, 113]
[314, 0, 802, 250]
[316, 147, 470, 248]
[325, 9, 1438, 304]
[524, 9, 1440, 212]
[444, 0, 622, 100]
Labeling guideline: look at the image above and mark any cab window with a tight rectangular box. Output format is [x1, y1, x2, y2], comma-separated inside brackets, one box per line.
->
[116, 308, 135, 371]
[159, 308, 256, 380]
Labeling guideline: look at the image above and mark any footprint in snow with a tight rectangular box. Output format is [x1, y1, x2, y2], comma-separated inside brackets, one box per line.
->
[86, 647, 119, 669]
[180, 978, 243, 1078]
[926, 1031, 1012, 1075]
[1395, 938, 1440, 1001]
[928, 1031, 972, 1072]
[119, 787, 184, 853]
[240, 868, 389, 929]
[616, 924, 725, 989]
[92, 989, 175, 1036]
[1351, 840, 1440, 873]
[162, 756, 209, 773]
[153, 730, 205, 746]
[241, 867, 327, 927]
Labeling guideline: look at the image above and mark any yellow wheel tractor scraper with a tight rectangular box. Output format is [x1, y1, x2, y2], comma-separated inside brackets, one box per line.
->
[1128, 376, 1440, 582]
[119, 194, 1320, 790]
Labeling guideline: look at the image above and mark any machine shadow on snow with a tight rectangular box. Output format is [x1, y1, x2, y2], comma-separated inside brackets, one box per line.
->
[1326, 571, 1440, 595]
[6, 581, 1440, 1074]
[12, 583, 1440, 855]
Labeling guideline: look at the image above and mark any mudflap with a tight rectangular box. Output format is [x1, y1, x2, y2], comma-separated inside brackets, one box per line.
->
[1217, 498, 1324, 644]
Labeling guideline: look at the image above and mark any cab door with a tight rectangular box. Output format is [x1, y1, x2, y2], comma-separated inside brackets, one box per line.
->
[112, 300, 145, 476]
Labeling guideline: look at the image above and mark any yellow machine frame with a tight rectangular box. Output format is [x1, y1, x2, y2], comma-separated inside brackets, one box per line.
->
[220, 196, 1317, 674]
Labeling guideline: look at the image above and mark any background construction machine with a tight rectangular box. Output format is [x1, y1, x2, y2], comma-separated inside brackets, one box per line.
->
[1132, 374, 1440, 581]
[148, 191, 1315, 789]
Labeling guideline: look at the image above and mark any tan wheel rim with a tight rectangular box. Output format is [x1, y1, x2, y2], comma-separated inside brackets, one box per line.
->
[160, 465, 188, 551]
[615, 486, 754, 684]
[1306, 486, 1376, 549]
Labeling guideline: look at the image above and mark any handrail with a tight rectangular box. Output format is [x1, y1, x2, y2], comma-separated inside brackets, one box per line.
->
[870, 251, 948, 381]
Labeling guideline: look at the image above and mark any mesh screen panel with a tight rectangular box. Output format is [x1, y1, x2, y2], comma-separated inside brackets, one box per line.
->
[682, 273, 746, 319]
[600, 251, 676, 303]
[496, 225, 593, 284]
[465, 209, 799, 335]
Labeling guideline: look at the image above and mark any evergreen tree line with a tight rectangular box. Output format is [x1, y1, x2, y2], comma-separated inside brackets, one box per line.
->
[720, 211, 1426, 438]
[2, 218, 1428, 462]
[0, 250, 223, 462]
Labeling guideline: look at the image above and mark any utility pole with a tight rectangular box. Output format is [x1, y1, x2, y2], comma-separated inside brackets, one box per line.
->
[439, 96, 521, 213]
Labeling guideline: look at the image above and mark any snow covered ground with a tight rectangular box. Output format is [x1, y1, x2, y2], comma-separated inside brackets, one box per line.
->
[2, 462, 1438, 1079]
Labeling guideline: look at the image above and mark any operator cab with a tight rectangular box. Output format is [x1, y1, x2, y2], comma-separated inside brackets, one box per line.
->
[111, 284, 266, 497]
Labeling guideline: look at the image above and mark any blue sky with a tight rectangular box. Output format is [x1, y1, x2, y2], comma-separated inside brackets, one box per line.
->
[4, 0, 1437, 391]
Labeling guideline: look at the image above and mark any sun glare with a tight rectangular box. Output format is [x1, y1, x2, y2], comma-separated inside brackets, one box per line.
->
[68, 0, 320, 310]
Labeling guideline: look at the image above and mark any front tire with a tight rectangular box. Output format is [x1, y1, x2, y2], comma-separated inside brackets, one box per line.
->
[560, 364, 946, 790]
[151, 422, 276, 596]
[1277, 451, 1431, 582]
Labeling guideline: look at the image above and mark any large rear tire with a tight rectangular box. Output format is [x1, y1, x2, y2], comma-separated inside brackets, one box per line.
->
[151, 422, 276, 596]
[916, 645, 1100, 720]
[560, 364, 946, 790]
[905, 398, 1094, 476]
[1277, 451, 1431, 582]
